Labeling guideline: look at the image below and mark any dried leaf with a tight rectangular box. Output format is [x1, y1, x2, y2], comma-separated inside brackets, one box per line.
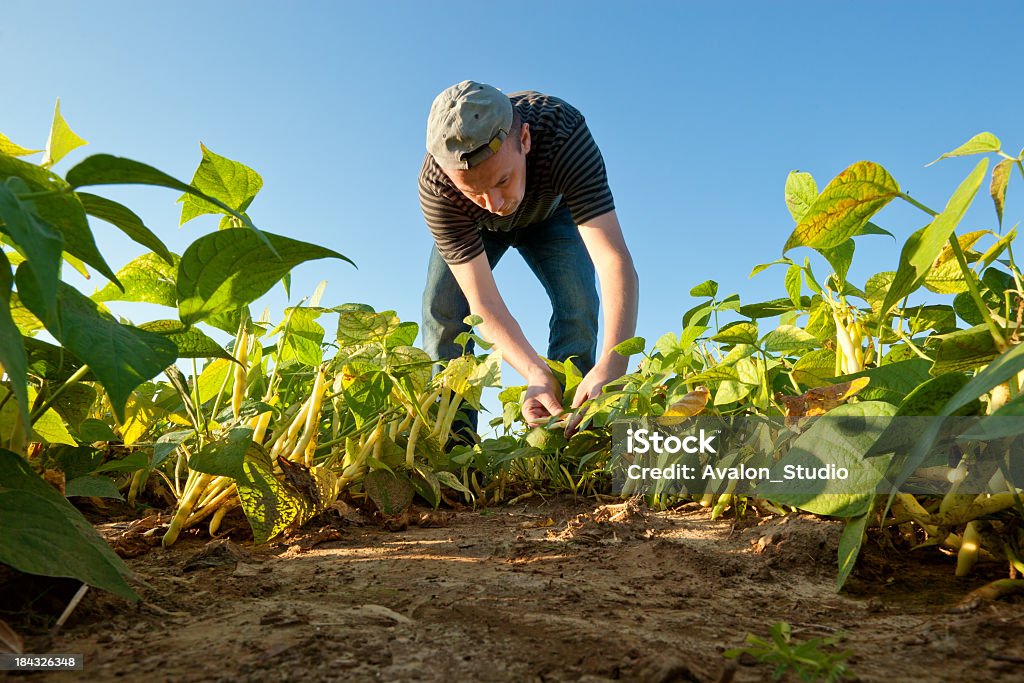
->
[778, 377, 870, 425]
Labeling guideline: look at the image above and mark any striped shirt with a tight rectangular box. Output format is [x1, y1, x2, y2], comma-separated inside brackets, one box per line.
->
[419, 91, 615, 264]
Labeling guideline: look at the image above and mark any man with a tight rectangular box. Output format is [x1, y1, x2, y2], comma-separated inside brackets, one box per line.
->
[419, 80, 639, 436]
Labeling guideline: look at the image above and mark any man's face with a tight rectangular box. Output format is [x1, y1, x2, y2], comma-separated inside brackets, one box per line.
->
[446, 123, 531, 216]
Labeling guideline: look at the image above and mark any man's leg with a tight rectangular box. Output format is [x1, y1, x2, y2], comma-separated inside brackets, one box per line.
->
[421, 234, 511, 439]
[515, 205, 600, 376]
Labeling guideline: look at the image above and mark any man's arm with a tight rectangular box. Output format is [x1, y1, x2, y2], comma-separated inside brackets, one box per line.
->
[448, 255, 564, 424]
[571, 209, 639, 415]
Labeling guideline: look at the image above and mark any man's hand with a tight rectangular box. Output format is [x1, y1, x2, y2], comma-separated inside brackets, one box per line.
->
[564, 358, 622, 437]
[522, 370, 564, 426]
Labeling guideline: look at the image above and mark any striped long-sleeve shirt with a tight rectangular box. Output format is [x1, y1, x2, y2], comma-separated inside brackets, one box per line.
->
[419, 91, 615, 265]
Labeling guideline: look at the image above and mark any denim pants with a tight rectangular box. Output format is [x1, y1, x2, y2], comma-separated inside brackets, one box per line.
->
[421, 204, 600, 435]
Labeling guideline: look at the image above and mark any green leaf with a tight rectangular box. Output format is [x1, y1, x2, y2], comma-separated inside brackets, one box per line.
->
[435, 470, 472, 496]
[803, 257, 823, 295]
[738, 297, 808, 319]
[784, 170, 818, 222]
[0, 448, 137, 599]
[337, 308, 399, 347]
[761, 325, 819, 353]
[805, 298, 837, 341]
[0, 180, 63, 325]
[682, 300, 714, 327]
[927, 132, 1001, 166]
[904, 305, 957, 335]
[177, 229, 353, 326]
[718, 293, 741, 312]
[93, 252, 179, 306]
[363, 469, 414, 515]
[941, 341, 1024, 416]
[864, 271, 896, 313]
[236, 446, 302, 544]
[749, 258, 793, 278]
[386, 321, 419, 349]
[197, 358, 233, 404]
[818, 239, 855, 285]
[758, 402, 897, 518]
[784, 265, 802, 307]
[856, 222, 895, 238]
[896, 373, 975, 416]
[839, 359, 932, 404]
[784, 161, 900, 252]
[836, 513, 869, 591]
[712, 321, 759, 346]
[41, 99, 88, 168]
[0, 132, 42, 157]
[0, 250, 31, 433]
[137, 319, 232, 360]
[990, 159, 1013, 227]
[929, 324, 998, 375]
[881, 159, 988, 315]
[189, 428, 254, 480]
[685, 366, 741, 384]
[410, 467, 441, 508]
[959, 394, 1024, 440]
[689, 280, 718, 298]
[65, 475, 123, 500]
[791, 349, 837, 388]
[178, 143, 264, 225]
[64, 154, 264, 237]
[31, 405, 77, 445]
[0, 155, 120, 286]
[341, 370, 392, 427]
[77, 192, 174, 265]
[612, 336, 646, 357]
[78, 418, 118, 442]
[15, 274, 178, 422]
[387, 345, 433, 393]
[283, 307, 325, 366]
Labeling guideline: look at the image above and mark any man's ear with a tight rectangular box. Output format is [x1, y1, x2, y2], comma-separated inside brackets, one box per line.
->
[521, 122, 531, 155]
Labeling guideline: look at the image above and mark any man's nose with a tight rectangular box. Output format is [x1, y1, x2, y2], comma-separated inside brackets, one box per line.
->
[485, 190, 503, 213]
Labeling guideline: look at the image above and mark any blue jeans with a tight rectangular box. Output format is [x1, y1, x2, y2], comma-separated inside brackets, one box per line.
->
[421, 204, 599, 435]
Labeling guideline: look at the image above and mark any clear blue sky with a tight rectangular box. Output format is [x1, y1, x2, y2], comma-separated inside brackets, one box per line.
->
[3, 2, 1023, 416]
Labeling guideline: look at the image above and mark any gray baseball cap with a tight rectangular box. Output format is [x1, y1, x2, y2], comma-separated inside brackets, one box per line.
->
[426, 80, 514, 170]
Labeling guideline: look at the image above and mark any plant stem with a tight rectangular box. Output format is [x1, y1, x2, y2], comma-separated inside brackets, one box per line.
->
[30, 364, 90, 424]
[899, 192, 938, 218]
[191, 358, 207, 435]
[949, 234, 1007, 351]
[900, 191, 1008, 351]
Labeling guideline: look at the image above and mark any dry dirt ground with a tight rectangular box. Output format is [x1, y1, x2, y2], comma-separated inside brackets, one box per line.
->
[4, 496, 1024, 682]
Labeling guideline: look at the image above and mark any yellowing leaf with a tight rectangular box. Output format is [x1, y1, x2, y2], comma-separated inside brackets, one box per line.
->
[657, 386, 709, 425]
[932, 230, 988, 268]
[41, 99, 88, 168]
[784, 161, 900, 252]
[979, 226, 1017, 271]
[924, 232, 988, 294]
[119, 395, 162, 446]
[0, 132, 42, 157]
[32, 407, 77, 445]
[991, 158, 1013, 226]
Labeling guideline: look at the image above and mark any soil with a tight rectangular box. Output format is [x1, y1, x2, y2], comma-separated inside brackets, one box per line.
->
[3, 496, 1024, 683]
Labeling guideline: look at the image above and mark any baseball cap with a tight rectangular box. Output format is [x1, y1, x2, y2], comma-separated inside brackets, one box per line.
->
[426, 80, 514, 170]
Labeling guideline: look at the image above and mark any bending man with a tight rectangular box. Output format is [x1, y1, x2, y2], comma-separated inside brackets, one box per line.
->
[419, 80, 639, 436]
